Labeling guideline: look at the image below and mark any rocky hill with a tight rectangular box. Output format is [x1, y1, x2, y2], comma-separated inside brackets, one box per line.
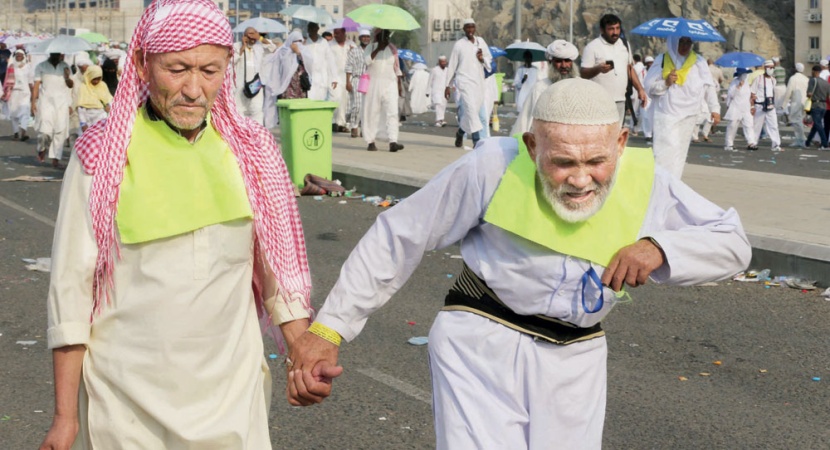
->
[475, 0, 795, 65]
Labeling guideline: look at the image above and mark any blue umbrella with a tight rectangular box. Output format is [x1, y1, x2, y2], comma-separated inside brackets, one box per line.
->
[490, 46, 507, 58]
[398, 49, 426, 64]
[631, 17, 726, 42]
[715, 52, 765, 68]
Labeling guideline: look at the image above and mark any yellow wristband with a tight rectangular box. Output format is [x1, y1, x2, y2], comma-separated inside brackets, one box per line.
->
[308, 322, 342, 347]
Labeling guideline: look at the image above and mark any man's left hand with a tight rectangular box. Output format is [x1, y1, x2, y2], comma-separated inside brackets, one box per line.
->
[711, 112, 721, 127]
[332, 82, 338, 90]
[637, 88, 647, 105]
[601, 239, 665, 292]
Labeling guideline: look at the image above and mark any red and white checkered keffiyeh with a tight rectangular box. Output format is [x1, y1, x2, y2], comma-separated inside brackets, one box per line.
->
[75, 0, 312, 321]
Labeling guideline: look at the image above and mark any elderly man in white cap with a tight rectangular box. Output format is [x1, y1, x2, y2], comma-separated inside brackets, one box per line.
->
[511, 39, 579, 134]
[782, 62, 810, 147]
[428, 55, 449, 126]
[445, 18, 492, 147]
[285, 78, 751, 449]
[750, 59, 781, 151]
[345, 28, 372, 137]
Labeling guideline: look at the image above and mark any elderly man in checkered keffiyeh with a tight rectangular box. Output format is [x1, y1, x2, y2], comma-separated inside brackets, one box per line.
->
[41, 0, 316, 447]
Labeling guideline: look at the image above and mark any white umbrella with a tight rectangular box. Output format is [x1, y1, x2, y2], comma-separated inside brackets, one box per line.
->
[31, 37, 93, 55]
[5, 35, 46, 48]
[279, 5, 335, 26]
[233, 17, 287, 34]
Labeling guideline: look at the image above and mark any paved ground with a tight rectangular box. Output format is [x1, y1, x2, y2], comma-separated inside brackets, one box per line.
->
[0, 125, 828, 448]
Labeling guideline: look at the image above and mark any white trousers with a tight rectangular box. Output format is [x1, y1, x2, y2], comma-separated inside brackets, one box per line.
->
[642, 105, 654, 138]
[263, 89, 279, 130]
[38, 128, 68, 160]
[753, 107, 780, 148]
[235, 88, 264, 125]
[653, 112, 697, 179]
[362, 82, 399, 144]
[725, 112, 756, 148]
[433, 98, 447, 123]
[429, 311, 607, 450]
[790, 111, 806, 146]
[331, 77, 348, 127]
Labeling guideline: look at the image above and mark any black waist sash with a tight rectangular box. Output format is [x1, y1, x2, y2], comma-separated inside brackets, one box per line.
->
[442, 264, 605, 345]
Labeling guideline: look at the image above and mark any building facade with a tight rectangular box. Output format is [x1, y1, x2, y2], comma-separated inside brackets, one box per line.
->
[794, 0, 828, 66]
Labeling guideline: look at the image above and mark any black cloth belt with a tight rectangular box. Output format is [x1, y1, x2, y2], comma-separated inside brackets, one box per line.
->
[442, 265, 605, 345]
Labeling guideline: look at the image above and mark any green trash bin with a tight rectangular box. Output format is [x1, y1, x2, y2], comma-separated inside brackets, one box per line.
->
[277, 99, 339, 188]
[493, 73, 505, 103]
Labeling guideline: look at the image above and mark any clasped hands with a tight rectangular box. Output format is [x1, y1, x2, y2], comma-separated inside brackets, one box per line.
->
[284, 328, 343, 406]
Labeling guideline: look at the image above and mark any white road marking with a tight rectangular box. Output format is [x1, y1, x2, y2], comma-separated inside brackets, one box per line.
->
[0, 194, 56, 227]
[356, 367, 432, 405]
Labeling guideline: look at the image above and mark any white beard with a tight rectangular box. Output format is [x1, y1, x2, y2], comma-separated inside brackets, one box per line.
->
[537, 157, 619, 223]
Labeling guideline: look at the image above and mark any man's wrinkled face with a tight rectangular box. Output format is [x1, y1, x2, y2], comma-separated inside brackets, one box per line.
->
[525, 122, 626, 223]
[601, 23, 621, 44]
[552, 58, 573, 75]
[359, 35, 371, 47]
[136, 44, 230, 132]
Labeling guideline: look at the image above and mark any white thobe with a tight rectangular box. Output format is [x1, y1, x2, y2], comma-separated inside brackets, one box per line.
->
[427, 65, 448, 123]
[330, 40, 357, 127]
[315, 138, 751, 449]
[48, 152, 308, 450]
[234, 41, 277, 125]
[644, 54, 720, 179]
[782, 72, 809, 145]
[511, 77, 552, 135]
[751, 75, 780, 149]
[723, 78, 756, 149]
[361, 44, 402, 144]
[306, 36, 338, 101]
[34, 60, 72, 160]
[513, 66, 539, 114]
[408, 68, 430, 115]
[7, 63, 32, 133]
[446, 36, 492, 134]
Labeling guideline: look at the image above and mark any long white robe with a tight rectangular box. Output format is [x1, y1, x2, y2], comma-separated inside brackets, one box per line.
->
[427, 65, 448, 123]
[361, 43, 402, 144]
[445, 36, 492, 134]
[314, 138, 751, 449]
[6, 62, 32, 133]
[408, 64, 430, 115]
[513, 65, 538, 114]
[330, 39, 357, 127]
[233, 41, 277, 124]
[782, 72, 809, 145]
[49, 150, 308, 450]
[306, 36, 338, 101]
[644, 53, 719, 179]
[723, 77, 755, 149]
[751, 75, 780, 149]
[34, 60, 72, 160]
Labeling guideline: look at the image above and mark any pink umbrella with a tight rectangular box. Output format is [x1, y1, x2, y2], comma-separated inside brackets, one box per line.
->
[329, 17, 361, 32]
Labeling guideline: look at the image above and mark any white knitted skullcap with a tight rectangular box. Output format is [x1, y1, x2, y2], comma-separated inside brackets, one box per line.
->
[438, 55, 447, 60]
[644, 55, 654, 63]
[532, 78, 619, 125]
[545, 40, 578, 61]
[820, 59, 828, 66]
[763, 59, 774, 67]
[772, 56, 780, 63]
[795, 62, 804, 73]
[463, 18, 475, 26]
[358, 29, 371, 37]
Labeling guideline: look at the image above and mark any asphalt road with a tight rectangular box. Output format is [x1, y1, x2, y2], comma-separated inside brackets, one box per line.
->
[1, 122, 829, 449]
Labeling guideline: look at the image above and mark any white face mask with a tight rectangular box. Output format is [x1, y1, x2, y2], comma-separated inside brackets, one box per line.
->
[765, 67, 774, 76]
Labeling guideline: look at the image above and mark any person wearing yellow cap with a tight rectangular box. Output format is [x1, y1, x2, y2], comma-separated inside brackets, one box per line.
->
[286, 78, 751, 449]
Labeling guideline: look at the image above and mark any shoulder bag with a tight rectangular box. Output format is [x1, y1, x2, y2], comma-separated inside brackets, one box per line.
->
[242, 49, 262, 99]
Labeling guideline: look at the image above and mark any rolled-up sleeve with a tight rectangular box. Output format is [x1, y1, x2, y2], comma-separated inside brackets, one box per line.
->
[47, 152, 97, 349]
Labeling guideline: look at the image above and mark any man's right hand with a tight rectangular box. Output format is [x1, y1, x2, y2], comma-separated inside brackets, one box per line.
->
[30, 103, 37, 116]
[39, 413, 79, 450]
[444, 86, 451, 100]
[599, 63, 613, 74]
[665, 69, 678, 87]
[286, 330, 343, 406]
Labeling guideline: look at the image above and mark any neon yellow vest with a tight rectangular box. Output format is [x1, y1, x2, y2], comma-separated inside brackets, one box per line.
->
[116, 107, 253, 244]
[483, 139, 654, 268]
[662, 51, 698, 86]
